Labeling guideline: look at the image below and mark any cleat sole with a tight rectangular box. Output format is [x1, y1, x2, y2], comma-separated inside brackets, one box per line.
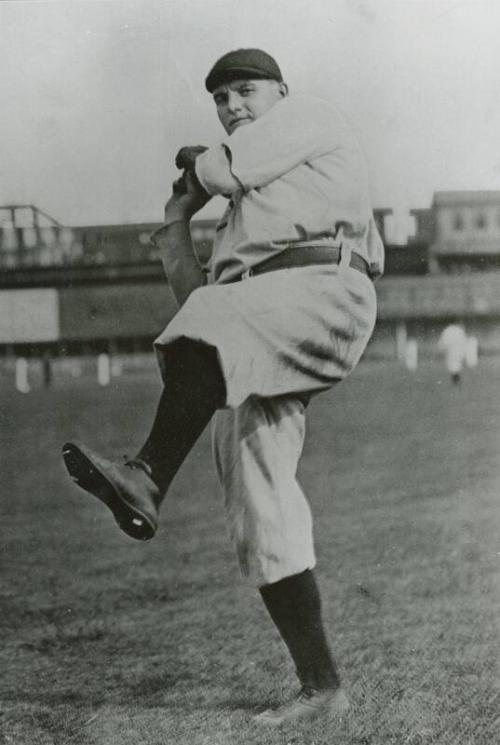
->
[62, 441, 155, 540]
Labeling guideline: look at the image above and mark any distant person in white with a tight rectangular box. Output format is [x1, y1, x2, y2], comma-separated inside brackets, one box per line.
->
[438, 321, 468, 385]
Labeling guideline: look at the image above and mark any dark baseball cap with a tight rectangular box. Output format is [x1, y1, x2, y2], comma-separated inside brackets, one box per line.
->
[205, 48, 283, 92]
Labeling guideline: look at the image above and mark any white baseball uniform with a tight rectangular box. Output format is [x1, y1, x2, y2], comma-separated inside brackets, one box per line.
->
[154, 93, 383, 586]
[438, 323, 468, 375]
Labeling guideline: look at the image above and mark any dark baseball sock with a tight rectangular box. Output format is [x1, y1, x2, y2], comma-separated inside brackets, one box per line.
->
[136, 337, 226, 495]
[259, 569, 341, 691]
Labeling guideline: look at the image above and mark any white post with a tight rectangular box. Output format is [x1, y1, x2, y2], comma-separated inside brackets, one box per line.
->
[15, 357, 31, 393]
[465, 336, 478, 368]
[405, 339, 418, 371]
[396, 322, 407, 362]
[97, 353, 111, 386]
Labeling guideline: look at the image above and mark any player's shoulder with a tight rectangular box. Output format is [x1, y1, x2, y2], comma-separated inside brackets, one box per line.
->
[283, 91, 350, 128]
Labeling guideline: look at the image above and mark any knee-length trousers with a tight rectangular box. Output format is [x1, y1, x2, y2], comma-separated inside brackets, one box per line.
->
[155, 263, 377, 586]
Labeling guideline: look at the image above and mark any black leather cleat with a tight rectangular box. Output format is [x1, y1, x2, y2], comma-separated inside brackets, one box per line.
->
[62, 441, 161, 540]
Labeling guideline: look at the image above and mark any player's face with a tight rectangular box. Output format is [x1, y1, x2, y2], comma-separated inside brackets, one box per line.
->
[212, 79, 287, 134]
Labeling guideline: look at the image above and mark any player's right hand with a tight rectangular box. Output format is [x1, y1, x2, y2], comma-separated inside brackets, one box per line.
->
[165, 169, 211, 221]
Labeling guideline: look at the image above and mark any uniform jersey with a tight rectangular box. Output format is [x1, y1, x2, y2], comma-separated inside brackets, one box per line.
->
[195, 93, 384, 283]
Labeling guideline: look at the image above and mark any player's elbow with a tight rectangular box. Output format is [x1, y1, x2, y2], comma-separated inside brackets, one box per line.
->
[195, 146, 241, 195]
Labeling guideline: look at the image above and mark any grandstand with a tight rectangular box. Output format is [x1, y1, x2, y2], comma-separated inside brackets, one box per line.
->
[1, 194, 500, 365]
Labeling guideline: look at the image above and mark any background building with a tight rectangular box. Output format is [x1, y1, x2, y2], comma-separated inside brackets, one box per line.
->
[1, 193, 500, 361]
[410, 191, 500, 273]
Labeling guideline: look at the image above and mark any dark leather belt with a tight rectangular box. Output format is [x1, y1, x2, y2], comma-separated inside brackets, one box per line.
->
[239, 245, 371, 280]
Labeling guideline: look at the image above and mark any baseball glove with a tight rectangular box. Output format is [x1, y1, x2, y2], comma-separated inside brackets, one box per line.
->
[175, 145, 208, 172]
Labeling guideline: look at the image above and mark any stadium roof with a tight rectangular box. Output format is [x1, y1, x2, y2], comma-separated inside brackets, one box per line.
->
[432, 191, 500, 207]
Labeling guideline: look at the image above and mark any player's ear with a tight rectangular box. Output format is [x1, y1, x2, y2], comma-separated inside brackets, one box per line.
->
[278, 82, 288, 97]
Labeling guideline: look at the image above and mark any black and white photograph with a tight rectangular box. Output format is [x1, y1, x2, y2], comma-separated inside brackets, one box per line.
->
[1, 1, 499, 743]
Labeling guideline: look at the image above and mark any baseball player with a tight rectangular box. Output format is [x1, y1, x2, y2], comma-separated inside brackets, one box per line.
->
[63, 48, 384, 726]
[438, 319, 468, 384]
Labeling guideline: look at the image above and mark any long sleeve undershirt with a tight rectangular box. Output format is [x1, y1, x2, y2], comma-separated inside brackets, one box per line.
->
[150, 221, 206, 308]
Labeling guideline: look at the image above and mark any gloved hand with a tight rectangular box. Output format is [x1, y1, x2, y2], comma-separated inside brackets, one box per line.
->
[175, 145, 208, 172]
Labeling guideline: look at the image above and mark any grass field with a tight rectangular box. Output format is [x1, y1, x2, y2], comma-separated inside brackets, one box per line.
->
[1, 357, 499, 745]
